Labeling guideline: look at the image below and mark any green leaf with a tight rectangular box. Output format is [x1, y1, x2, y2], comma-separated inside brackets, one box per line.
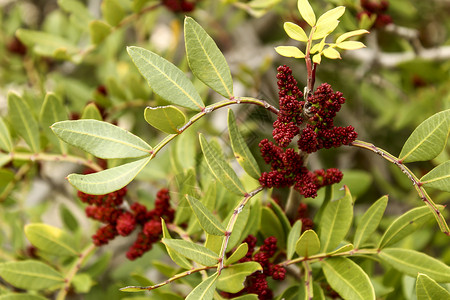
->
[268, 198, 291, 236]
[184, 17, 233, 98]
[81, 103, 103, 121]
[161, 219, 192, 269]
[89, 20, 112, 45]
[297, 0, 316, 27]
[287, 220, 302, 260]
[51, 120, 152, 159]
[39, 93, 68, 154]
[186, 272, 218, 300]
[399, 109, 450, 162]
[162, 238, 219, 266]
[217, 262, 262, 293]
[0, 153, 11, 168]
[275, 46, 305, 58]
[313, 6, 345, 40]
[284, 22, 308, 42]
[326, 243, 354, 256]
[0, 117, 13, 152]
[336, 29, 369, 43]
[144, 106, 186, 134]
[379, 248, 450, 282]
[416, 273, 450, 300]
[379, 205, 438, 249]
[59, 204, 79, 232]
[226, 205, 250, 252]
[101, 0, 125, 26]
[58, 0, 93, 29]
[227, 110, 261, 179]
[420, 161, 450, 192]
[353, 195, 388, 248]
[186, 195, 226, 236]
[0, 261, 65, 290]
[0, 294, 48, 300]
[199, 134, 246, 196]
[24, 223, 78, 256]
[127, 46, 204, 111]
[68, 157, 151, 194]
[322, 47, 341, 59]
[260, 206, 285, 246]
[8, 92, 40, 153]
[319, 186, 353, 252]
[336, 41, 366, 50]
[295, 230, 320, 257]
[322, 257, 375, 300]
[226, 243, 248, 265]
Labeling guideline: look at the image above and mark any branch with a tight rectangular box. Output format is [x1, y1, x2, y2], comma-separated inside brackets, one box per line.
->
[281, 248, 379, 267]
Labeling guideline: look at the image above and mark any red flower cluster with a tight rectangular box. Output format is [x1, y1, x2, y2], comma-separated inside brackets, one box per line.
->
[162, 0, 195, 12]
[222, 236, 286, 299]
[358, 0, 392, 28]
[78, 188, 174, 260]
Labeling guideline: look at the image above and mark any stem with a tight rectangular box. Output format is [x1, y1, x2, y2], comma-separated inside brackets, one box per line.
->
[350, 140, 449, 235]
[281, 248, 379, 267]
[304, 28, 317, 98]
[10, 152, 103, 172]
[217, 186, 264, 274]
[303, 261, 313, 300]
[56, 244, 96, 300]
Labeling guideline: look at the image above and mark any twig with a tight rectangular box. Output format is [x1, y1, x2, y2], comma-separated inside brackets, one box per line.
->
[281, 248, 379, 266]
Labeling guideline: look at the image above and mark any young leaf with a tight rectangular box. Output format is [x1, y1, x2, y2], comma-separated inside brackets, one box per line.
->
[127, 46, 204, 111]
[287, 220, 302, 260]
[217, 262, 262, 293]
[39, 93, 68, 154]
[353, 195, 388, 248]
[144, 106, 186, 134]
[24, 223, 78, 257]
[312, 53, 322, 64]
[0, 117, 13, 152]
[8, 92, 40, 153]
[336, 41, 366, 50]
[199, 134, 246, 196]
[101, 0, 125, 26]
[184, 17, 233, 99]
[162, 238, 219, 266]
[297, 0, 316, 27]
[399, 109, 450, 163]
[322, 47, 341, 59]
[81, 103, 103, 121]
[295, 230, 320, 257]
[313, 6, 345, 40]
[378, 205, 439, 249]
[51, 120, 152, 159]
[336, 29, 369, 44]
[186, 195, 226, 236]
[319, 186, 353, 253]
[284, 22, 309, 42]
[68, 157, 151, 194]
[89, 20, 111, 45]
[161, 219, 192, 269]
[225, 243, 248, 265]
[322, 257, 375, 300]
[312, 19, 339, 40]
[185, 272, 219, 300]
[274, 46, 305, 58]
[379, 248, 450, 282]
[416, 273, 450, 300]
[420, 161, 450, 192]
[0, 261, 65, 290]
[227, 110, 261, 179]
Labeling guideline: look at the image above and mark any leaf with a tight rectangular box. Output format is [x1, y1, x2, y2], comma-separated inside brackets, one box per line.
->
[144, 106, 186, 134]
[199, 134, 246, 196]
[8, 92, 40, 153]
[185, 272, 218, 300]
[336, 29, 369, 43]
[379, 248, 450, 282]
[24, 223, 78, 256]
[68, 157, 151, 194]
[89, 20, 111, 45]
[420, 161, 450, 192]
[101, 0, 125, 26]
[0, 294, 48, 300]
[313, 6, 345, 40]
[274, 46, 305, 58]
[184, 17, 233, 99]
[39, 93, 68, 154]
[416, 273, 450, 300]
[379, 205, 438, 249]
[319, 186, 353, 252]
[295, 230, 320, 257]
[226, 205, 250, 251]
[162, 238, 219, 266]
[322, 257, 375, 300]
[51, 120, 152, 159]
[0, 117, 13, 152]
[186, 195, 225, 236]
[58, 0, 93, 29]
[312, 53, 322, 64]
[59, 204, 79, 232]
[161, 219, 192, 269]
[284, 22, 308, 42]
[81, 103, 103, 121]
[127, 46, 204, 111]
[312, 19, 339, 40]
[336, 41, 366, 50]
[217, 262, 262, 293]
[260, 206, 285, 246]
[227, 110, 261, 179]
[297, 0, 316, 27]
[326, 243, 354, 256]
[353, 195, 388, 248]
[322, 47, 341, 59]
[0, 261, 65, 290]
[226, 243, 248, 265]
[399, 109, 450, 162]
[287, 220, 302, 260]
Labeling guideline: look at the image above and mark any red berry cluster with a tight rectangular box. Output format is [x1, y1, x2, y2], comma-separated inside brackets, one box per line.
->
[358, 0, 392, 28]
[78, 188, 174, 260]
[223, 236, 286, 299]
[162, 0, 195, 12]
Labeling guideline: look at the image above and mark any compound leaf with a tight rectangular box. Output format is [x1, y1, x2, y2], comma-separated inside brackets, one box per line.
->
[297, 0, 316, 27]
